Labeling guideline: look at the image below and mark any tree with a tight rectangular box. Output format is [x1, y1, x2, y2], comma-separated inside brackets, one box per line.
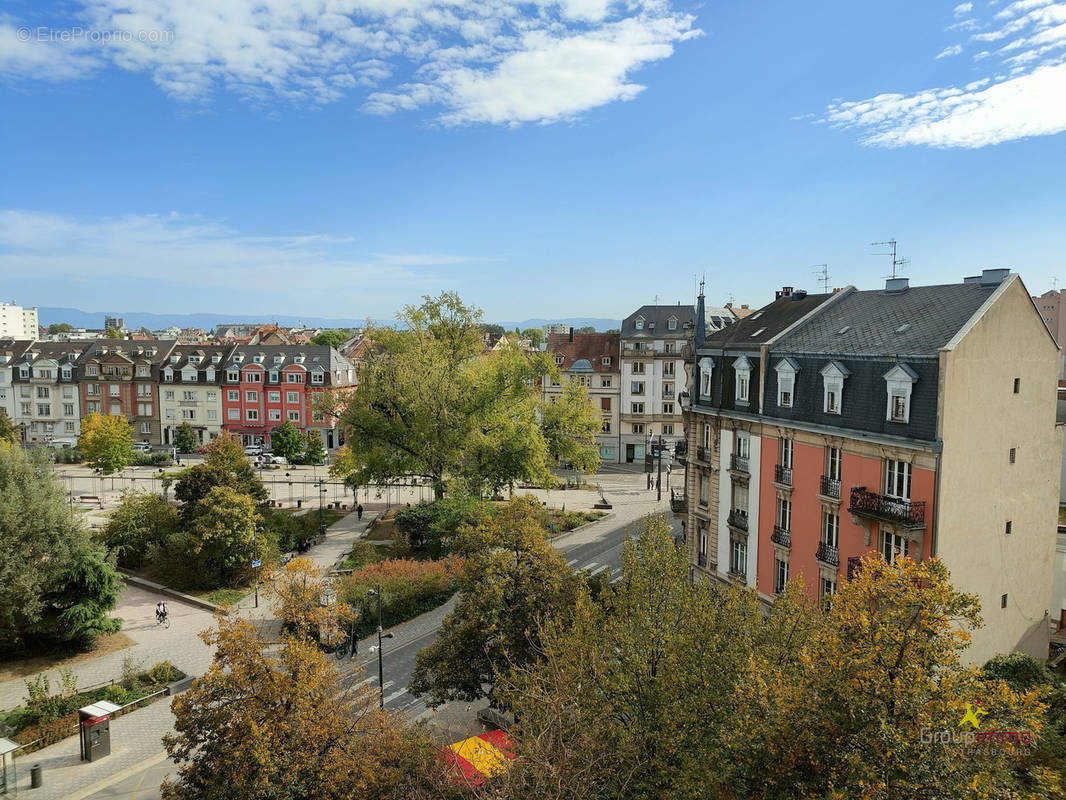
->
[163, 617, 460, 800]
[538, 381, 602, 473]
[333, 292, 576, 498]
[521, 327, 544, 348]
[0, 409, 16, 444]
[182, 485, 259, 586]
[270, 557, 352, 642]
[174, 422, 198, 454]
[410, 496, 584, 709]
[0, 444, 122, 652]
[311, 329, 350, 349]
[174, 432, 267, 519]
[304, 431, 327, 465]
[271, 420, 306, 462]
[575, 325, 596, 334]
[47, 322, 73, 335]
[104, 326, 122, 339]
[78, 412, 133, 474]
[98, 490, 180, 568]
[499, 521, 1062, 800]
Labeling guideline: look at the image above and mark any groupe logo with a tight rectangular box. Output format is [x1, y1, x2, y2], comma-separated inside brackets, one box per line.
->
[16, 27, 175, 44]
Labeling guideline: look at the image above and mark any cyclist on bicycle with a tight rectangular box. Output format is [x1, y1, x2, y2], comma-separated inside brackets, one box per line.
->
[155, 601, 168, 624]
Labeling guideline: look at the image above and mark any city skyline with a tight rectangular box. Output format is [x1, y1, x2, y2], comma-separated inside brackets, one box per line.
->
[2, 1, 1065, 317]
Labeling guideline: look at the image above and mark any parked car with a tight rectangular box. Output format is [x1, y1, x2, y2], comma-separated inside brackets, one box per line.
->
[244, 445, 263, 456]
[264, 454, 287, 465]
[132, 441, 152, 452]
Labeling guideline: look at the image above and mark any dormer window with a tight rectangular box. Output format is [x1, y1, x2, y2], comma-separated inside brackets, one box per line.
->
[254, 354, 265, 363]
[163, 368, 173, 383]
[170, 355, 179, 364]
[311, 372, 324, 384]
[211, 355, 221, 364]
[19, 366, 28, 378]
[602, 356, 611, 366]
[820, 361, 850, 415]
[775, 358, 799, 408]
[227, 368, 240, 382]
[667, 316, 677, 331]
[555, 355, 564, 365]
[189, 355, 202, 364]
[274, 355, 284, 364]
[698, 357, 714, 398]
[883, 363, 918, 424]
[635, 317, 645, 331]
[733, 356, 752, 405]
[295, 355, 305, 364]
[61, 367, 71, 380]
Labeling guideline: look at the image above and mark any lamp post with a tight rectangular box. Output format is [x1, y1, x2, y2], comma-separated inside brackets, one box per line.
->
[286, 472, 292, 505]
[366, 585, 394, 710]
[251, 526, 262, 608]
[656, 434, 664, 502]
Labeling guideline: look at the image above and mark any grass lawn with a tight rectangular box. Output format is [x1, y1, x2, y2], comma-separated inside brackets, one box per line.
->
[0, 632, 137, 682]
[365, 512, 397, 542]
[191, 587, 250, 607]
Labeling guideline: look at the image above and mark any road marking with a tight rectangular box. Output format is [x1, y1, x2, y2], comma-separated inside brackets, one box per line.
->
[590, 564, 608, 576]
[582, 562, 599, 571]
[567, 558, 578, 566]
[383, 689, 408, 705]
[379, 680, 394, 691]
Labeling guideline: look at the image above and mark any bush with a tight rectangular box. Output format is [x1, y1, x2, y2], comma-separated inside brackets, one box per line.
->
[131, 451, 174, 467]
[148, 660, 181, 685]
[341, 540, 382, 571]
[394, 497, 487, 557]
[52, 447, 84, 464]
[339, 558, 462, 638]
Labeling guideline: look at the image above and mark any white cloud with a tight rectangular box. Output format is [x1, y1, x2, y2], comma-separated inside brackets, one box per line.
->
[0, 0, 699, 126]
[954, 2, 974, 17]
[0, 210, 471, 295]
[821, 1, 1066, 147]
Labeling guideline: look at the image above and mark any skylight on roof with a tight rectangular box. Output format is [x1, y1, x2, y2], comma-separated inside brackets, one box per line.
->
[895, 324, 911, 334]
[750, 311, 763, 319]
[751, 328, 766, 337]
[838, 326, 851, 335]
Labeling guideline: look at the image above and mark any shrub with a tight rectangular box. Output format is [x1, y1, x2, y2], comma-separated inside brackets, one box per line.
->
[339, 558, 462, 638]
[52, 447, 84, 464]
[148, 660, 181, 685]
[15, 714, 79, 748]
[341, 540, 382, 571]
[132, 451, 174, 467]
[101, 684, 136, 705]
[394, 496, 488, 557]
[121, 654, 145, 690]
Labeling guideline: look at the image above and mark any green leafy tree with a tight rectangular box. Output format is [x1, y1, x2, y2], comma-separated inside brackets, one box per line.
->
[539, 380, 602, 473]
[0, 409, 16, 444]
[575, 325, 596, 334]
[271, 420, 305, 462]
[174, 422, 198, 454]
[394, 496, 484, 557]
[174, 432, 267, 520]
[78, 412, 134, 473]
[304, 431, 327, 465]
[333, 292, 570, 498]
[98, 490, 180, 568]
[47, 322, 73, 335]
[0, 445, 122, 652]
[178, 485, 259, 586]
[410, 496, 584, 709]
[521, 327, 544, 348]
[310, 329, 350, 349]
[104, 326, 122, 339]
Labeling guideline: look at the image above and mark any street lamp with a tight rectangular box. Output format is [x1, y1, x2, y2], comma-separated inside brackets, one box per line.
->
[251, 526, 262, 608]
[286, 472, 292, 506]
[366, 585, 394, 710]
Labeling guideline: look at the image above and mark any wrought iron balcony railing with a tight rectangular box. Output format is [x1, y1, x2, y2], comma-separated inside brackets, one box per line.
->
[771, 525, 791, 548]
[730, 453, 749, 473]
[670, 490, 687, 514]
[696, 446, 712, 463]
[774, 464, 793, 486]
[819, 475, 841, 499]
[848, 487, 926, 528]
[674, 440, 688, 458]
[815, 541, 839, 567]
[727, 509, 748, 531]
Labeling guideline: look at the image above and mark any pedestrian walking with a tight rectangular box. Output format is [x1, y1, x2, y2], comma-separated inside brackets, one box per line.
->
[356, 503, 364, 521]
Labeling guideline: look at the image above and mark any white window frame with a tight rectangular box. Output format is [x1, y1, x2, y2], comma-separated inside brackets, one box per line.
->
[820, 361, 849, 415]
[883, 364, 917, 424]
[884, 459, 912, 500]
[775, 359, 798, 408]
[699, 357, 713, 398]
[733, 356, 752, 405]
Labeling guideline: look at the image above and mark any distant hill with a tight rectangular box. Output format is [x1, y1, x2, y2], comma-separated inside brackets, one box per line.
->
[37, 307, 621, 333]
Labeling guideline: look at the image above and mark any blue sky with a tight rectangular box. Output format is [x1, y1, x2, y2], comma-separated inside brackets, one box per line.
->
[1, 0, 1065, 322]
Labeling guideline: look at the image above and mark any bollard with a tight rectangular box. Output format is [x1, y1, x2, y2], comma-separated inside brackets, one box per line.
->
[31, 763, 43, 788]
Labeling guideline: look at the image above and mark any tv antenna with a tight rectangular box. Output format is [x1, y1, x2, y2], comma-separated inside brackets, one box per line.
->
[812, 264, 829, 293]
[871, 239, 909, 279]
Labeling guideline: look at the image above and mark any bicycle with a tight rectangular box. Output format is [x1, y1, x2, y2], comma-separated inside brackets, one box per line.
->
[156, 612, 170, 629]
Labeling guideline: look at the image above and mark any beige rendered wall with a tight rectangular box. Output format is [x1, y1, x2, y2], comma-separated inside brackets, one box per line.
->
[937, 276, 1062, 664]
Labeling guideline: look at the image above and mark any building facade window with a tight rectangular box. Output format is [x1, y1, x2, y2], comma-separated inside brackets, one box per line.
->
[820, 361, 849, 414]
[733, 356, 752, 404]
[883, 363, 917, 423]
[826, 446, 841, 481]
[246, 391, 258, 402]
[779, 437, 793, 469]
[662, 402, 674, 414]
[698, 525, 707, 566]
[880, 530, 909, 563]
[777, 497, 791, 530]
[269, 409, 281, 421]
[631, 381, 644, 395]
[699, 475, 709, 506]
[774, 556, 789, 593]
[632, 362, 645, 375]
[662, 424, 673, 435]
[822, 511, 839, 547]
[820, 577, 837, 602]
[730, 539, 747, 576]
[247, 409, 259, 421]
[601, 377, 612, 388]
[884, 460, 911, 499]
[632, 423, 644, 434]
[631, 402, 644, 414]
[775, 359, 798, 408]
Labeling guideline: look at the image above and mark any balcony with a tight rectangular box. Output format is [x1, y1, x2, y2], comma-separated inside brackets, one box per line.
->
[730, 454, 749, 473]
[696, 446, 712, 463]
[771, 525, 791, 548]
[674, 440, 688, 459]
[727, 509, 749, 531]
[774, 464, 793, 487]
[670, 490, 687, 514]
[819, 475, 841, 500]
[848, 487, 926, 529]
[815, 541, 839, 567]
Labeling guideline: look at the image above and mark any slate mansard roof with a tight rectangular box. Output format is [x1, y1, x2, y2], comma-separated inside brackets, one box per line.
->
[621, 305, 695, 339]
[700, 291, 834, 351]
[545, 333, 619, 373]
[775, 282, 1000, 358]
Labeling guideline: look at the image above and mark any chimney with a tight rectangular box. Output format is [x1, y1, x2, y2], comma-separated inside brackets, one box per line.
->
[568, 327, 574, 343]
[775, 286, 794, 300]
[791, 290, 807, 301]
[885, 277, 909, 293]
[980, 268, 1010, 286]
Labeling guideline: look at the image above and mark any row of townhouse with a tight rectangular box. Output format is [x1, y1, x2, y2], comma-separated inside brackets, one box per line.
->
[676, 270, 1062, 664]
[542, 303, 741, 464]
[0, 339, 356, 450]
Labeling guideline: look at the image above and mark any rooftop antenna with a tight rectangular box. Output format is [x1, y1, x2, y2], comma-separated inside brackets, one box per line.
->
[1053, 277, 1059, 292]
[871, 239, 909, 279]
[812, 264, 829, 293]
[653, 293, 660, 304]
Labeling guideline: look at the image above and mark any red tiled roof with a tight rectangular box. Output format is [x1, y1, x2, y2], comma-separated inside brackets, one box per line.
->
[545, 333, 619, 373]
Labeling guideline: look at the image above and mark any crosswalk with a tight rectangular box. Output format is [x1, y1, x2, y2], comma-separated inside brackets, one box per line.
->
[571, 559, 623, 583]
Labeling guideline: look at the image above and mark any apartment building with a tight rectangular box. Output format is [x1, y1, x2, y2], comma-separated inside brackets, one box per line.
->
[679, 271, 1061, 663]
[0, 302, 39, 339]
[159, 344, 235, 446]
[76, 341, 177, 445]
[0, 339, 34, 427]
[10, 342, 92, 444]
[220, 345, 355, 450]
[543, 331, 621, 463]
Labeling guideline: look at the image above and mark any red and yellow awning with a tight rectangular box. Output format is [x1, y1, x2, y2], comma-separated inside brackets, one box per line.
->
[441, 729, 515, 786]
